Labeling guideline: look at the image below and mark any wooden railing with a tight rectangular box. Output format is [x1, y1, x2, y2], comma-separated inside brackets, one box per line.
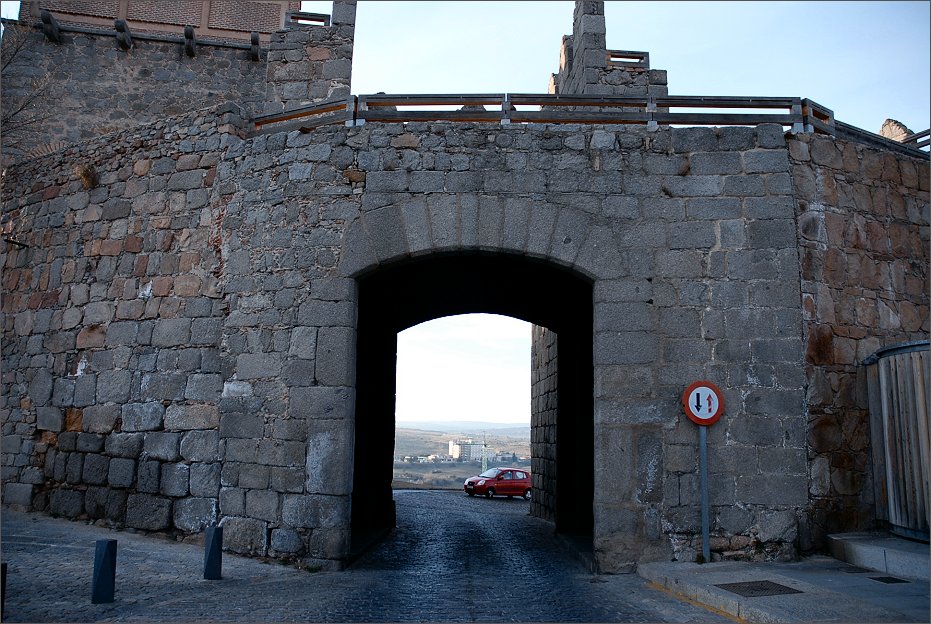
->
[252, 92, 823, 134]
[902, 129, 930, 149]
[250, 93, 927, 155]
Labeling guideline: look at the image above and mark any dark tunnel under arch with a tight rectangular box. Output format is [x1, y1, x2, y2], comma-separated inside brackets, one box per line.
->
[351, 252, 594, 556]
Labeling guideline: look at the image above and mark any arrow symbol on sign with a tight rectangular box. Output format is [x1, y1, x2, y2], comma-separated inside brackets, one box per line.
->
[694, 392, 702, 412]
[707, 394, 713, 412]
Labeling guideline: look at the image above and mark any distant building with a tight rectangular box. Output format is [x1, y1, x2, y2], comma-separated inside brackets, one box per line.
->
[449, 439, 485, 461]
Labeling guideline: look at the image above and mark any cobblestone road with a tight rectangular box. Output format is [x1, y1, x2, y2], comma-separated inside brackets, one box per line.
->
[2, 490, 727, 622]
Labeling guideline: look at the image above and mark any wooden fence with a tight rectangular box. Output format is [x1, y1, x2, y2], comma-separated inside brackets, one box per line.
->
[902, 129, 930, 149]
[252, 93, 829, 134]
[865, 341, 930, 542]
[250, 93, 929, 157]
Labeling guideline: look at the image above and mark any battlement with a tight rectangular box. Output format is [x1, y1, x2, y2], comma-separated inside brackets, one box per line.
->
[1, 1, 356, 158]
[549, 1, 667, 98]
[19, 0, 302, 44]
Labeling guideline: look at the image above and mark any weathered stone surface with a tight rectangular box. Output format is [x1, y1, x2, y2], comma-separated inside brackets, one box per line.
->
[290, 386, 352, 420]
[137, 460, 161, 494]
[282, 494, 349, 529]
[184, 374, 223, 401]
[76, 433, 105, 453]
[180, 430, 219, 462]
[125, 494, 172, 530]
[236, 353, 283, 380]
[173, 497, 218, 532]
[49, 489, 83, 517]
[220, 516, 268, 555]
[270, 528, 304, 554]
[29, 369, 54, 406]
[108, 458, 136, 488]
[190, 463, 221, 497]
[37, 406, 64, 432]
[105, 433, 144, 458]
[83, 405, 120, 434]
[82, 454, 110, 485]
[164, 404, 220, 430]
[3, 482, 34, 507]
[96, 370, 131, 403]
[160, 463, 190, 497]
[122, 403, 165, 432]
[220, 412, 265, 439]
[140, 374, 187, 402]
[143, 433, 181, 462]
[306, 418, 353, 495]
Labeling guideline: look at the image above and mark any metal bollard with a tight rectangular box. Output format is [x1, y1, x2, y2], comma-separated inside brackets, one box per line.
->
[91, 539, 117, 604]
[2, 561, 7, 618]
[203, 526, 223, 580]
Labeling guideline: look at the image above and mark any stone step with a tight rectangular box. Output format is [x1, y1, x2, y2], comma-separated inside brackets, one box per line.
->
[828, 532, 929, 581]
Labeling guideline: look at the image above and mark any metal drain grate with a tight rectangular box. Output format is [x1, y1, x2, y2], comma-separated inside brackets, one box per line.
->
[870, 576, 909, 584]
[715, 580, 803, 597]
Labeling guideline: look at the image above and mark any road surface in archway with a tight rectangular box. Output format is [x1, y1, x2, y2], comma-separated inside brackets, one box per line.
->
[1, 492, 728, 622]
[349, 489, 727, 622]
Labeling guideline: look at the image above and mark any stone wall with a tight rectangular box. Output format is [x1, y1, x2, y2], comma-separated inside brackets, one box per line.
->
[3, 92, 927, 570]
[1, 1, 356, 158]
[788, 134, 930, 548]
[550, 1, 667, 98]
[2, 0, 928, 574]
[21, 1, 302, 40]
[263, 1, 356, 113]
[1, 103, 243, 534]
[530, 324, 557, 522]
[213, 119, 809, 571]
[0, 27, 267, 157]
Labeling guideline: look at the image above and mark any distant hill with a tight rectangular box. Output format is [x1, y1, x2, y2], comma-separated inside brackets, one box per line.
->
[394, 423, 530, 459]
[396, 420, 530, 435]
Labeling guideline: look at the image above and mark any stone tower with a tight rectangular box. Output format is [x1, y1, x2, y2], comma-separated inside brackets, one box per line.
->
[549, 0, 667, 98]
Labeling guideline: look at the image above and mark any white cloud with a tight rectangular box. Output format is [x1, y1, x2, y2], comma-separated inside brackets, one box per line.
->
[396, 314, 531, 424]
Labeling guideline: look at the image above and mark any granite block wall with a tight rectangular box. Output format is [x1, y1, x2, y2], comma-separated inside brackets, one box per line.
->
[549, 0, 668, 98]
[0, 26, 267, 156]
[788, 134, 930, 548]
[530, 324, 557, 522]
[1, 1, 356, 158]
[2, 0, 929, 576]
[1, 103, 242, 537]
[263, 0, 356, 112]
[215, 118, 809, 570]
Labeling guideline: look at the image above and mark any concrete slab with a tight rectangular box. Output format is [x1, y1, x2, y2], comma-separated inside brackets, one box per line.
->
[638, 555, 930, 623]
[828, 532, 930, 581]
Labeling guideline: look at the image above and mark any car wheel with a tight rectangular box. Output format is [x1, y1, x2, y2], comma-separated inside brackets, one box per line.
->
[523, 488, 531, 501]
[467, 491, 475, 497]
[485, 488, 495, 498]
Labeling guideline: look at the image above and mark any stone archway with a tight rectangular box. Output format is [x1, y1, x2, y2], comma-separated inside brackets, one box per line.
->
[349, 252, 594, 555]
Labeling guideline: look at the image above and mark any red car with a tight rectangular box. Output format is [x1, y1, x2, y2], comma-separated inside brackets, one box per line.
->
[464, 467, 531, 500]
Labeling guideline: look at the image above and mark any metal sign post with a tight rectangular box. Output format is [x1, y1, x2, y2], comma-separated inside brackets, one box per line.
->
[698, 425, 710, 563]
[682, 380, 725, 563]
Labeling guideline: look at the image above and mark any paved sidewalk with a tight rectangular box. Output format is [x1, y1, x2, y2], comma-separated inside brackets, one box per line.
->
[1, 492, 728, 623]
[3, 493, 928, 623]
[638, 554, 929, 623]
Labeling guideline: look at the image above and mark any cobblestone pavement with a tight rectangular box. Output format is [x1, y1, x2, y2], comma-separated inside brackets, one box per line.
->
[2, 490, 727, 622]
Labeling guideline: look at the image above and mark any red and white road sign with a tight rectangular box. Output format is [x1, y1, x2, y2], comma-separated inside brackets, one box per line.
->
[682, 380, 724, 426]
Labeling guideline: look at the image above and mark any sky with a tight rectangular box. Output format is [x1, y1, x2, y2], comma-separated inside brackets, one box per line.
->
[395, 314, 531, 425]
[335, 0, 930, 425]
[2, 1, 928, 425]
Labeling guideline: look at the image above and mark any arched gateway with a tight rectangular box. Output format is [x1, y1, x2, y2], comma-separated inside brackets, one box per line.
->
[2, 0, 926, 575]
[351, 252, 595, 553]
